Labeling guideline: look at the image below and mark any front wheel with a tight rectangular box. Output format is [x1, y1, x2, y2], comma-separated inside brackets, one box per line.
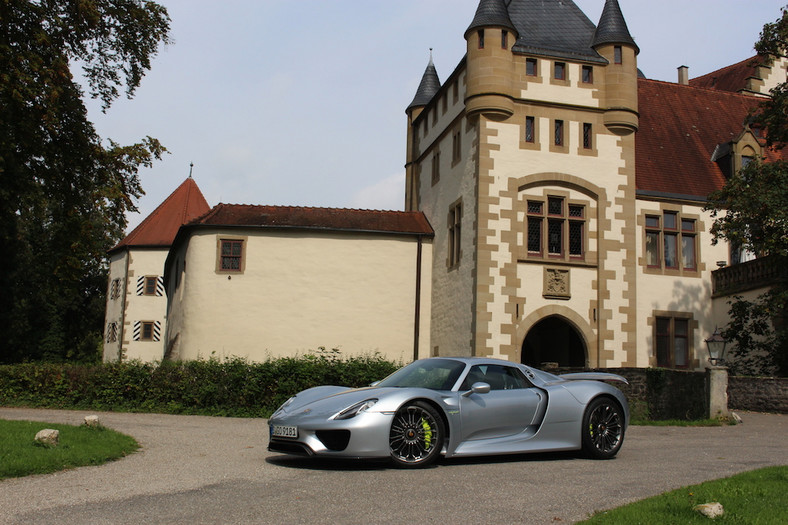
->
[582, 397, 624, 459]
[389, 401, 444, 468]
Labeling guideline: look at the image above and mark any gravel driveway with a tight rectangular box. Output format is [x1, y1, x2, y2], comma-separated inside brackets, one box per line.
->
[0, 408, 785, 524]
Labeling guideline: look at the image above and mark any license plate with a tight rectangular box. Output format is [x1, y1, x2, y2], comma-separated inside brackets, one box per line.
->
[271, 425, 298, 438]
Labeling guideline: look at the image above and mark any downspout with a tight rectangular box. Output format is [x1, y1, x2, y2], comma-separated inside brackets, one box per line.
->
[413, 235, 423, 361]
[118, 248, 130, 362]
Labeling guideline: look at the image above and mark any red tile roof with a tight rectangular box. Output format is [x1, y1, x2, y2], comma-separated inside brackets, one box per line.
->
[636, 78, 783, 199]
[110, 177, 210, 252]
[689, 55, 761, 94]
[189, 204, 434, 236]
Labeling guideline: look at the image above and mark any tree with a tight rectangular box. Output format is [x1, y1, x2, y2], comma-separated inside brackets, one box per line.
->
[0, 1, 170, 362]
[705, 6, 788, 376]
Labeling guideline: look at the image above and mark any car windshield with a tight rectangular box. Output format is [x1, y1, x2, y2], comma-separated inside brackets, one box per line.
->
[376, 359, 466, 390]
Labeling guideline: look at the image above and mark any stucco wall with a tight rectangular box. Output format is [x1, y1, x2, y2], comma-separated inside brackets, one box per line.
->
[165, 229, 432, 363]
[103, 251, 127, 361]
[123, 248, 169, 362]
[103, 248, 169, 362]
[635, 202, 730, 370]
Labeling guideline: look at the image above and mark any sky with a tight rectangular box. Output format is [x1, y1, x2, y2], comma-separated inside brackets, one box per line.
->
[82, 0, 788, 233]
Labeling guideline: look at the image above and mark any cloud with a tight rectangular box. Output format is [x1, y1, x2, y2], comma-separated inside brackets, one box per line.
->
[350, 171, 405, 211]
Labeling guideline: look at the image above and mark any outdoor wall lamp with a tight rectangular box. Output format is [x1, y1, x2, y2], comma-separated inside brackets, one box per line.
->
[704, 327, 728, 366]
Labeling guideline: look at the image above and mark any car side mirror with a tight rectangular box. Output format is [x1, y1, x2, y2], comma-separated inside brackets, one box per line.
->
[369, 381, 380, 387]
[462, 381, 490, 397]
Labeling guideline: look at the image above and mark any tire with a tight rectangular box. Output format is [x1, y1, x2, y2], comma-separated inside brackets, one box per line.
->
[581, 396, 625, 459]
[389, 401, 444, 468]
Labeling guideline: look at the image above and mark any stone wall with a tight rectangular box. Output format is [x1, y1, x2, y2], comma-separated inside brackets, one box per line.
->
[557, 367, 706, 420]
[556, 367, 788, 418]
[728, 376, 788, 414]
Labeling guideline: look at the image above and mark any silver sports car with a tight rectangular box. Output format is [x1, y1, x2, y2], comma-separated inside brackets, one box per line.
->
[268, 357, 629, 467]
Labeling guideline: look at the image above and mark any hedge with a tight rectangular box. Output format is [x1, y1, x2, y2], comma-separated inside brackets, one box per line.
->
[0, 351, 400, 418]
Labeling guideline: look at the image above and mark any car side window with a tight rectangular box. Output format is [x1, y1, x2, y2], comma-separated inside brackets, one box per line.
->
[461, 365, 533, 390]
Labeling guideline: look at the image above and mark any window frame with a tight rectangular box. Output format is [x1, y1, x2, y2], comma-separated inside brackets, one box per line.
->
[109, 278, 121, 300]
[431, 150, 440, 185]
[554, 119, 564, 147]
[525, 116, 535, 143]
[526, 58, 537, 77]
[526, 196, 586, 262]
[654, 314, 693, 369]
[217, 237, 246, 274]
[582, 123, 592, 149]
[106, 322, 118, 343]
[581, 65, 593, 84]
[448, 201, 462, 268]
[143, 276, 158, 296]
[554, 61, 566, 81]
[452, 128, 461, 163]
[643, 211, 698, 274]
[614, 45, 622, 64]
[140, 321, 155, 342]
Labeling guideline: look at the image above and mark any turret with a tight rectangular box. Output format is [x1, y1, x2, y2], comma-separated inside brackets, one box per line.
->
[405, 55, 441, 211]
[464, 0, 518, 118]
[591, 0, 639, 134]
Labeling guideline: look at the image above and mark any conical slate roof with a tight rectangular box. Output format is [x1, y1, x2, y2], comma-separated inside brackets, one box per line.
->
[465, 0, 517, 38]
[591, 0, 638, 53]
[407, 56, 441, 110]
[110, 177, 210, 252]
[505, 0, 607, 63]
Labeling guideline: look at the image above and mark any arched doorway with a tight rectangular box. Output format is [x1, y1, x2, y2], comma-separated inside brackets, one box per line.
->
[521, 316, 586, 368]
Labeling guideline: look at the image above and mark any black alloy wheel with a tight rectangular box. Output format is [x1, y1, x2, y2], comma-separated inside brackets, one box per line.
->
[389, 401, 444, 468]
[582, 396, 625, 459]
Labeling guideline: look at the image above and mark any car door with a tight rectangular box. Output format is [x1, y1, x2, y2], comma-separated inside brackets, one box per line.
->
[458, 364, 543, 441]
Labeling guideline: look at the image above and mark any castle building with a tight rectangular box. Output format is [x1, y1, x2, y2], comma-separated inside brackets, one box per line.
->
[404, 0, 785, 369]
[105, 0, 785, 370]
[103, 177, 210, 362]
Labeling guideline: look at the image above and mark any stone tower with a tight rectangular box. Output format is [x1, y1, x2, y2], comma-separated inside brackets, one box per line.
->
[405, 0, 643, 367]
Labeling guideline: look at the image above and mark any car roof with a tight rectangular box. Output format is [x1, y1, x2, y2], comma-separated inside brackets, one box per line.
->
[424, 356, 525, 367]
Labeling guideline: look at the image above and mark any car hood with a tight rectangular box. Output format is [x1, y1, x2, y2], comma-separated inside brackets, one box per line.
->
[274, 385, 401, 419]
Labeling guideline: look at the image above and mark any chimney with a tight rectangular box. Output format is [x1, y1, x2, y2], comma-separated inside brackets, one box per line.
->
[678, 65, 689, 85]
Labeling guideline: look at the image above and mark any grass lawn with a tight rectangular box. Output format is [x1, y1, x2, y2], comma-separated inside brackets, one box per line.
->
[0, 419, 139, 480]
[580, 466, 788, 524]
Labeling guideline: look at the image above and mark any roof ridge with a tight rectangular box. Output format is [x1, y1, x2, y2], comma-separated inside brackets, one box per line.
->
[638, 77, 767, 100]
[211, 203, 420, 214]
[691, 55, 761, 82]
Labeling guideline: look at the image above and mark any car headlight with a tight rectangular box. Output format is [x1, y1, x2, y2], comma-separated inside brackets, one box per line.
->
[332, 399, 378, 420]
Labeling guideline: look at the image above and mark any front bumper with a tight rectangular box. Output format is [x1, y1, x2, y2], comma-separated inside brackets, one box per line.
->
[268, 411, 394, 459]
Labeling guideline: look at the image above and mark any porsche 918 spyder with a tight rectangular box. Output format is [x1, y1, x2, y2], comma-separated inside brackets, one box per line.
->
[268, 357, 629, 467]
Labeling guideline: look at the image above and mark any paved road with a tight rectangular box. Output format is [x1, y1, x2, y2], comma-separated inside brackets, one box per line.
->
[0, 408, 785, 524]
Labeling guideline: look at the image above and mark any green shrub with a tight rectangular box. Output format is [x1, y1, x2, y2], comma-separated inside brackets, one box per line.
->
[0, 351, 399, 418]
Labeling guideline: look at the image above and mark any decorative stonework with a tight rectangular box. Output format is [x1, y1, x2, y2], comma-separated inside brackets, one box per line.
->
[543, 268, 570, 299]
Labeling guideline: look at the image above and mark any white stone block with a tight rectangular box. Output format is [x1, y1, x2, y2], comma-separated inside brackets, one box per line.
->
[694, 502, 724, 519]
[34, 428, 59, 446]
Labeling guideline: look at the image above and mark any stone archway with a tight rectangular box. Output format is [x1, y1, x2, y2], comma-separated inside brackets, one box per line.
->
[521, 315, 587, 368]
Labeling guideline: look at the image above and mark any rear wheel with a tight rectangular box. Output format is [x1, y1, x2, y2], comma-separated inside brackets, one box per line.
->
[582, 397, 624, 459]
[389, 401, 444, 468]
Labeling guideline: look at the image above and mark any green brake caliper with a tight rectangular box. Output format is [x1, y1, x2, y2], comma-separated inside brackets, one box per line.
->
[421, 418, 433, 450]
